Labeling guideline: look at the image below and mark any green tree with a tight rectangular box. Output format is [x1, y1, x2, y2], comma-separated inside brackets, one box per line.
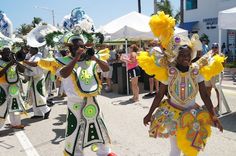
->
[32, 17, 42, 28]
[156, 0, 180, 23]
[200, 33, 210, 44]
[16, 24, 33, 36]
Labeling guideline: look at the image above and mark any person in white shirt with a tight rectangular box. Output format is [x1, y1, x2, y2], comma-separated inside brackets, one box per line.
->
[23, 47, 51, 119]
[38, 38, 117, 156]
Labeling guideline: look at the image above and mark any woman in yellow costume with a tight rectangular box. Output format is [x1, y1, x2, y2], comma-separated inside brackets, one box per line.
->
[140, 11, 224, 156]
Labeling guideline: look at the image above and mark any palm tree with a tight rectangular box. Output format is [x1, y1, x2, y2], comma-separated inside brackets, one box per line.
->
[32, 17, 42, 27]
[16, 24, 33, 36]
[156, 0, 180, 23]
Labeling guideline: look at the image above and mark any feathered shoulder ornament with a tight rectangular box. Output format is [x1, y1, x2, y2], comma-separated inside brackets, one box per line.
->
[37, 57, 63, 75]
[138, 11, 225, 82]
[138, 11, 176, 82]
[96, 48, 110, 61]
[196, 51, 226, 81]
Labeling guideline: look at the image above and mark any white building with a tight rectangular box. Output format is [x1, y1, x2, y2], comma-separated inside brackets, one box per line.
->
[180, 0, 236, 61]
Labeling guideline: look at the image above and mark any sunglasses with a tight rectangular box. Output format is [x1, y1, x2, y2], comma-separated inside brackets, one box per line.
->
[78, 45, 85, 48]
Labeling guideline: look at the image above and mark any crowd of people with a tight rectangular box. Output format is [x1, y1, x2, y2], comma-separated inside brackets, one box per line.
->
[0, 9, 227, 156]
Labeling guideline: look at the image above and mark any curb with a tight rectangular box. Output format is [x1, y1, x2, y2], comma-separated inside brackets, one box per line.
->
[221, 84, 236, 91]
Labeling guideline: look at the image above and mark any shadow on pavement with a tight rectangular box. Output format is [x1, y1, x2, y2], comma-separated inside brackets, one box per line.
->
[0, 128, 15, 138]
[100, 90, 130, 99]
[53, 114, 66, 126]
[51, 114, 66, 144]
[51, 128, 65, 144]
[47, 97, 67, 107]
[21, 117, 43, 127]
[219, 112, 236, 132]
[119, 100, 136, 105]
[100, 83, 149, 99]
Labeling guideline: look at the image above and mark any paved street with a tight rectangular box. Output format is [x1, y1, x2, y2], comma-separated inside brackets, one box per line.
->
[1, 78, 236, 156]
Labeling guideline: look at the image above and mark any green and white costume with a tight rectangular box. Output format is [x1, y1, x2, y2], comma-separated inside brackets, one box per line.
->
[24, 52, 50, 117]
[38, 56, 111, 156]
[0, 59, 25, 128]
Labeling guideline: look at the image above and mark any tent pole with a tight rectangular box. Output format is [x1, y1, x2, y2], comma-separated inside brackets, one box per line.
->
[218, 29, 231, 115]
[125, 39, 129, 95]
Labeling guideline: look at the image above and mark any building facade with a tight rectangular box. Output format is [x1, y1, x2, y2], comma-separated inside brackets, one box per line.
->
[180, 0, 236, 61]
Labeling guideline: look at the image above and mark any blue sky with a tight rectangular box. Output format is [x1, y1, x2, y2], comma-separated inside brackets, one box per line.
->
[1, 0, 179, 30]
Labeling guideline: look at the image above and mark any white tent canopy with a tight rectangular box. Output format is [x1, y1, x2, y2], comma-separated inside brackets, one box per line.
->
[218, 7, 236, 29]
[217, 7, 233, 114]
[99, 11, 188, 41]
[99, 11, 188, 95]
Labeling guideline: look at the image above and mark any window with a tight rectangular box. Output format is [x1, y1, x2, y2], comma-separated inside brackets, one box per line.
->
[186, 0, 197, 10]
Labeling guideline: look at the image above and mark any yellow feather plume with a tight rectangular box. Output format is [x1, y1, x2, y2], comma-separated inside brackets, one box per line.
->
[199, 54, 225, 81]
[38, 58, 62, 75]
[149, 11, 175, 49]
[97, 48, 110, 61]
[137, 51, 168, 82]
[176, 111, 212, 156]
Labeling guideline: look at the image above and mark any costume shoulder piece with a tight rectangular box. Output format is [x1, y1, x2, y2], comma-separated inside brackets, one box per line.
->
[195, 53, 225, 81]
[95, 48, 110, 61]
[47, 56, 102, 97]
[0, 59, 18, 84]
[0, 60, 6, 83]
[137, 51, 168, 82]
[38, 57, 63, 75]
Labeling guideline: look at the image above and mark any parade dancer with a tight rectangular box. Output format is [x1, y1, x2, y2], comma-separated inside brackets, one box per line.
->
[38, 34, 116, 156]
[0, 48, 25, 129]
[23, 47, 51, 119]
[138, 12, 224, 156]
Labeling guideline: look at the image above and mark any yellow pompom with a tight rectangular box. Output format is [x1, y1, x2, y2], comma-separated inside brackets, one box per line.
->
[176, 111, 212, 156]
[97, 48, 110, 61]
[199, 54, 225, 81]
[149, 11, 175, 49]
[137, 51, 168, 82]
[38, 58, 62, 75]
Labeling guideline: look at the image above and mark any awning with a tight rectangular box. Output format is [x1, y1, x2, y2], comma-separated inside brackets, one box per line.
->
[179, 21, 198, 32]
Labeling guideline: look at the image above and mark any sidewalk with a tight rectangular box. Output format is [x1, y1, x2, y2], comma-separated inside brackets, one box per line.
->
[221, 70, 236, 90]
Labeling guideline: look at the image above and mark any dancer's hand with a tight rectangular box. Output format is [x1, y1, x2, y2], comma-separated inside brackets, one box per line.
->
[75, 47, 84, 60]
[143, 113, 152, 126]
[212, 115, 223, 132]
[90, 55, 97, 61]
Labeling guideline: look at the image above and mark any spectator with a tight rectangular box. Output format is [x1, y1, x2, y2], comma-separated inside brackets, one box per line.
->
[143, 39, 160, 98]
[102, 46, 116, 92]
[121, 44, 140, 102]
[205, 43, 221, 113]
[201, 39, 209, 55]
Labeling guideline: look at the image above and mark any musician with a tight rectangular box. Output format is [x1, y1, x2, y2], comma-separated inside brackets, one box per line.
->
[23, 47, 51, 119]
[0, 47, 25, 129]
[38, 37, 117, 156]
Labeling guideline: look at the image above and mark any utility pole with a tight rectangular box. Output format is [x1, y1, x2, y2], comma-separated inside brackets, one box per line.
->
[138, 0, 141, 13]
[154, 0, 157, 14]
[35, 6, 55, 26]
[180, 0, 184, 23]
[52, 9, 55, 26]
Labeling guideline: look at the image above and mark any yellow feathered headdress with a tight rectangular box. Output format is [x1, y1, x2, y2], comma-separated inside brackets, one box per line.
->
[149, 11, 202, 62]
[138, 11, 225, 82]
